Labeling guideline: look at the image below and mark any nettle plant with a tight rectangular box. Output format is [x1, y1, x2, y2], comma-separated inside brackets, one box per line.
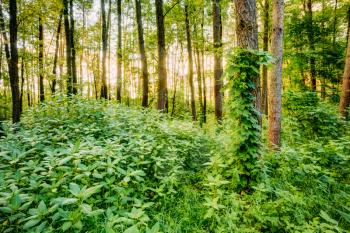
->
[225, 48, 272, 189]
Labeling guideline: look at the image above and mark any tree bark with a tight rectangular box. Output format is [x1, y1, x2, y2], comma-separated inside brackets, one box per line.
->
[9, 0, 20, 123]
[135, 0, 149, 107]
[235, 0, 261, 122]
[38, 17, 45, 102]
[52, 14, 62, 95]
[306, 0, 316, 91]
[339, 17, 350, 119]
[155, 0, 167, 111]
[268, 0, 284, 149]
[116, 0, 122, 102]
[70, 0, 77, 94]
[212, 0, 223, 123]
[185, 4, 197, 121]
[63, 0, 73, 95]
[100, 0, 108, 99]
[261, 0, 269, 115]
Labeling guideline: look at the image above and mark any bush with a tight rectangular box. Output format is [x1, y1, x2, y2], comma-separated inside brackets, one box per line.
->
[0, 96, 214, 232]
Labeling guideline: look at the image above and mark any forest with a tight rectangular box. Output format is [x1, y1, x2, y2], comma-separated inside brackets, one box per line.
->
[0, 0, 350, 232]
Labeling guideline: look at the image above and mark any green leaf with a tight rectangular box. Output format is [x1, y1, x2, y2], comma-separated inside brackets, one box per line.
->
[80, 203, 92, 214]
[62, 221, 72, 231]
[23, 218, 41, 229]
[69, 183, 81, 196]
[124, 225, 140, 233]
[320, 211, 338, 225]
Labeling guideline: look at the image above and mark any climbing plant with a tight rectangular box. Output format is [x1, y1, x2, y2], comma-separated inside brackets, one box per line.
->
[225, 48, 272, 190]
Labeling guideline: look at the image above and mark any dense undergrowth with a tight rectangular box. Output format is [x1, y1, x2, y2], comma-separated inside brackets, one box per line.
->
[0, 94, 349, 232]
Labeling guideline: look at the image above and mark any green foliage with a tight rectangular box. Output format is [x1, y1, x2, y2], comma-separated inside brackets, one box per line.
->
[224, 48, 272, 189]
[283, 91, 345, 140]
[0, 96, 213, 232]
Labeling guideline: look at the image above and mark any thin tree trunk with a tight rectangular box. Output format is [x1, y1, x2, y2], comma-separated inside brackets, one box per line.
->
[262, 0, 269, 114]
[185, 4, 197, 121]
[63, 0, 73, 95]
[155, 0, 167, 111]
[100, 0, 108, 99]
[306, 0, 316, 91]
[38, 17, 45, 102]
[213, 0, 223, 123]
[20, 40, 25, 113]
[339, 16, 350, 119]
[69, 0, 77, 94]
[268, 0, 284, 149]
[135, 0, 149, 107]
[9, 0, 20, 123]
[116, 0, 122, 102]
[52, 14, 62, 95]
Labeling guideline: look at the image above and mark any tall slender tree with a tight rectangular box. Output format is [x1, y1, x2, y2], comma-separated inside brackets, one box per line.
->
[38, 17, 45, 102]
[185, 4, 197, 121]
[261, 0, 269, 114]
[306, 0, 316, 91]
[155, 0, 167, 111]
[52, 14, 62, 94]
[212, 0, 223, 122]
[100, 0, 108, 99]
[135, 0, 149, 107]
[268, 0, 284, 148]
[9, 0, 20, 123]
[116, 0, 122, 102]
[70, 0, 77, 94]
[339, 16, 350, 119]
[63, 0, 73, 95]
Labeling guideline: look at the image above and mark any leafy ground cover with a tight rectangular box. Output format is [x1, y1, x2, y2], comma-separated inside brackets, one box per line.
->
[0, 95, 349, 232]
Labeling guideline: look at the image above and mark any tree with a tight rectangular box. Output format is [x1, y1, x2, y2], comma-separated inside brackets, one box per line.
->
[63, 0, 73, 95]
[51, 13, 62, 95]
[235, 0, 260, 118]
[100, 0, 108, 99]
[116, 0, 122, 102]
[135, 0, 149, 107]
[212, 0, 223, 122]
[339, 16, 350, 119]
[38, 17, 45, 102]
[306, 0, 316, 91]
[70, 0, 77, 94]
[9, 0, 21, 123]
[185, 4, 196, 121]
[261, 0, 269, 114]
[268, 0, 284, 148]
[155, 0, 167, 111]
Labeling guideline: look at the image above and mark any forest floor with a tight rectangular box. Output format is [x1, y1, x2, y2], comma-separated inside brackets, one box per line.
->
[0, 94, 349, 232]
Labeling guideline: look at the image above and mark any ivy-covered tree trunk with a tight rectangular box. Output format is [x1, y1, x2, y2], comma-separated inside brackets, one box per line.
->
[235, 0, 261, 120]
[116, 0, 122, 102]
[100, 0, 108, 99]
[339, 18, 350, 119]
[212, 0, 223, 123]
[135, 0, 149, 107]
[38, 17, 45, 102]
[185, 4, 197, 121]
[268, 0, 284, 149]
[156, 0, 168, 111]
[9, 0, 21, 123]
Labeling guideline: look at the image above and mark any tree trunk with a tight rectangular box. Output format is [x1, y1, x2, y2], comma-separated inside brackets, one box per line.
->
[135, 0, 149, 107]
[261, 0, 269, 115]
[9, 0, 20, 123]
[116, 0, 122, 102]
[213, 0, 223, 123]
[339, 18, 350, 119]
[235, 0, 261, 122]
[155, 0, 167, 111]
[20, 40, 25, 113]
[52, 13, 62, 95]
[185, 4, 197, 121]
[38, 17, 45, 102]
[100, 0, 108, 99]
[306, 0, 316, 91]
[63, 0, 73, 95]
[268, 0, 284, 149]
[70, 0, 77, 94]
